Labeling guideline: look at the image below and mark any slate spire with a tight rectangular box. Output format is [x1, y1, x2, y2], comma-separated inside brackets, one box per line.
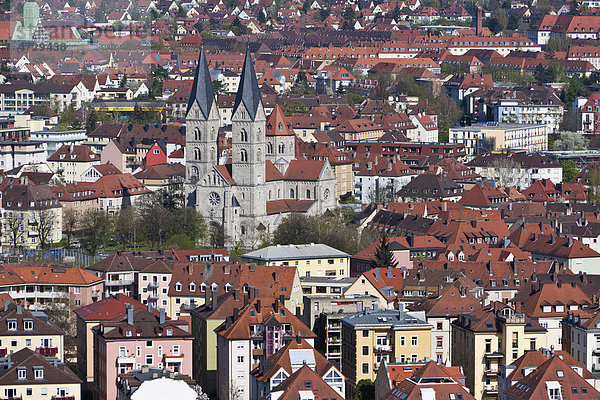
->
[232, 45, 262, 121]
[186, 46, 215, 119]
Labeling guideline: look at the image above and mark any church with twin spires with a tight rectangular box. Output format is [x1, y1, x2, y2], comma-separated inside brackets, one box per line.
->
[185, 47, 338, 245]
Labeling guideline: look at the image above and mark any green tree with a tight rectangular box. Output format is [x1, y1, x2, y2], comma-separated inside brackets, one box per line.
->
[561, 160, 579, 183]
[85, 108, 98, 134]
[353, 379, 375, 400]
[168, 207, 206, 247]
[113, 206, 141, 249]
[370, 233, 399, 269]
[80, 210, 112, 255]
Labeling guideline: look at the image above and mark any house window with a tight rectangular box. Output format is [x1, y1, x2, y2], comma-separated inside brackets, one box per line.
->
[7, 320, 16, 331]
[145, 340, 153, 348]
[173, 345, 180, 356]
[362, 363, 369, 375]
[18, 368, 26, 380]
[23, 320, 33, 330]
[411, 336, 418, 346]
[237, 356, 244, 363]
[362, 330, 369, 338]
[145, 354, 153, 365]
[362, 346, 369, 356]
[34, 368, 43, 380]
[400, 336, 406, 346]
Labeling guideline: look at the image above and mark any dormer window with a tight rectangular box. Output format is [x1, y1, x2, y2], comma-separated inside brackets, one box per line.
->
[200, 283, 206, 292]
[34, 367, 44, 380]
[189, 283, 196, 292]
[175, 282, 182, 292]
[17, 367, 26, 380]
[166, 328, 173, 336]
[556, 305, 565, 313]
[7, 320, 16, 331]
[23, 320, 33, 330]
[126, 330, 132, 337]
[211, 283, 218, 292]
[543, 305, 552, 313]
[225, 283, 231, 292]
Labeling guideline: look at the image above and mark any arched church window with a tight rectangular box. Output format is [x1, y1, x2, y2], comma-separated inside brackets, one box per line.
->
[257, 148, 262, 162]
[194, 128, 200, 141]
[269, 190, 272, 200]
[306, 189, 311, 199]
[191, 166, 198, 178]
[240, 149, 248, 162]
[278, 122, 283, 131]
[194, 148, 201, 160]
[290, 189, 294, 198]
[279, 143, 285, 153]
[267, 142, 273, 154]
[241, 129, 248, 142]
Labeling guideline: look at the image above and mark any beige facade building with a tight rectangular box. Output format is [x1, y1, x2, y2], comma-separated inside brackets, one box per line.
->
[451, 302, 547, 399]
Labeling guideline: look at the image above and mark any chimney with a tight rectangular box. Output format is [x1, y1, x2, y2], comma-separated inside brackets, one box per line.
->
[232, 307, 239, 321]
[296, 333, 302, 344]
[115, 293, 120, 301]
[387, 266, 392, 278]
[256, 299, 261, 312]
[274, 270, 279, 283]
[3, 300, 9, 311]
[127, 306, 133, 325]
[16, 305, 21, 314]
[159, 308, 165, 324]
[375, 269, 380, 282]
[568, 237, 574, 247]
[204, 285, 211, 305]
[233, 289, 240, 301]
[211, 288, 218, 310]
[274, 299, 279, 312]
[147, 304, 153, 313]
[243, 292, 249, 307]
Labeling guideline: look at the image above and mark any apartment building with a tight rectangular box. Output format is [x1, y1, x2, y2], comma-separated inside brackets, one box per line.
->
[302, 294, 378, 369]
[408, 285, 481, 364]
[190, 289, 247, 397]
[0, 348, 81, 400]
[250, 336, 345, 400]
[341, 307, 433, 385]
[450, 122, 548, 158]
[242, 243, 351, 279]
[47, 145, 102, 183]
[299, 276, 356, 297]
[344, 268, 404, 309]
[215, 297, 316, 400]
[494, 99, 563, 132]
[562, 309, 600, 372]
[451, 302, 547, 399]
[1, 179, 63, 251]
[92, 306, 192, 400]
[0, 265, 102, 309]
[74, 295, 151, 396]
[168, 263, 302, 319]
[0, 303, 65, 361]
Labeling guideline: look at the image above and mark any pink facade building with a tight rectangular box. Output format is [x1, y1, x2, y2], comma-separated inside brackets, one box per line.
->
[92, 306, 192, 400]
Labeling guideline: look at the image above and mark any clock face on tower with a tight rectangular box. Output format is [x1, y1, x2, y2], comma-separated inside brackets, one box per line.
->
[209, 192, 220, 206]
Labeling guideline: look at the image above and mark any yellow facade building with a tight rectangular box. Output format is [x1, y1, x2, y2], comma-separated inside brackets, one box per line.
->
[341, 308, 432, 386]
[242, 243, 350, 278]
[451, 302, 547, 399]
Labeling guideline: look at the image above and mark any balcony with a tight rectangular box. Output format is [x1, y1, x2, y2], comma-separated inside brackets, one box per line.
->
[592, 347, 600, 355]
[252, 348, 264, 356]
[148, 281, 159, 288]
[484, 352, 504, 359]
[164, 354, 184, 364]
[498, 313, 525, 324]
[117, 355, 136, 364]
[251, 331, 264, 339]
[485, 368, 499, 376]
[105, 278, 134, 286]
[38, 347, 58, 356]
[374, 344, 393, 352]
[148, 293, 159, 300]
[327, 337, 341, 344]
[484, 385, 498, 395]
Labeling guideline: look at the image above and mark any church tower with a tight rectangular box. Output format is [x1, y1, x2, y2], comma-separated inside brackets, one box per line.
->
[231, 47, 267, 218]
[185, 47, 220, 184]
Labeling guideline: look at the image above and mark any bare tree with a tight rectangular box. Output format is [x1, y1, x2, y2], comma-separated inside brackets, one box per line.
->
[36, 209, 56, 250]
[489, 157, 520, 189]
[5, 212, 25, 255]
[63, 208, 78, 247]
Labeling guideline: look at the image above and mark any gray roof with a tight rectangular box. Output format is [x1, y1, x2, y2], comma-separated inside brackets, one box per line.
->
[232, 46, 262, 121]
[242, 243, 349, 261]
[187, 47, 215, 120]
[341, 308, 432, 329]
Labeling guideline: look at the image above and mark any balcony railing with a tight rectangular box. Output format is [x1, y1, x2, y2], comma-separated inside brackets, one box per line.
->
[484, 384, 498, 394]
[38, 347, 58, 356]
[164, 354, 184, 363]
[117, 355, 136, 364]
[374, 344, 393, 352]
[148, 293, 159, 300]
[484, 352, 504, 359]
[148, 281, 159, 288]
[105, 278, 134, 286]
[250, 330, 264, 339]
